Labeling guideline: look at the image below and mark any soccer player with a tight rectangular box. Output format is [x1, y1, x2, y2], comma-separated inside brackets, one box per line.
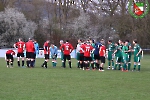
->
[82, 41, 94, 70]
[33, 39, 39, 67]
[60, 40, 74, 68]
[126, 40, 132, 71]
[76, 39, 82, 68]
[60, 40, 64, 67]
[41, 40, 50, 68]
[132, 39, 142, 72]
[26, 38, 35, 68]
[50, 44, 58, 67]
[122, 41, 129, 71]
[5, 49, 15, 68]
[14, 38, 25, 67]
[113, 40, 123, 70]
[107, 40, 115, 70]
[94, 39, 102, 69]
[79, 40, 85, 69]
[99, 40, 106, 71]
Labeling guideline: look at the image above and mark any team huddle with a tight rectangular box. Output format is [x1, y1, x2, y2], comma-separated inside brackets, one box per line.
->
[75, 38, 142, 72]
[5, 37, 142, 72]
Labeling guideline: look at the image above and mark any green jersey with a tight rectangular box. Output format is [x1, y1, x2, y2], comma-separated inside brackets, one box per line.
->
[115, 45, 122, 57]
[134, 44, 141, 56]
[108, 43, 115, 52]
[122, 45, 128, 57]
[127, 43, 132, 56]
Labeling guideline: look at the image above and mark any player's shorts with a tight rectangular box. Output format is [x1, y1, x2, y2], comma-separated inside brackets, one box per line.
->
[94, 54, 100, 60]
[45, 54, 49, 59]
[116, 56, 123, 63]
[100, 56, 105, 63]
[26, 52, 29, 58]
[108, 51, 114, 61]
[63, 55, 71, 61]
[79, 53, 84, 61]
[76, 52, 80, 60]
[134, 56, 141, 62]
[61, 52, 64, 60]
[84, 57, 92, 61]
[27, 52, 35, 59]
[6, 54, 13, 61]
[17, 53, 24, 57]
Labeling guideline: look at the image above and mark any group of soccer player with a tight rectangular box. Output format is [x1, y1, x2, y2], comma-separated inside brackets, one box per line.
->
[5, 37, 142, 72]
[76, 38, 142, 72]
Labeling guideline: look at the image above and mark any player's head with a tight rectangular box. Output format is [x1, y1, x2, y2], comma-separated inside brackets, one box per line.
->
[29, 38, 32, 41]
[34, 39, 37, 43]
[60, 40, 64, 45]
[133, 39, 137, 44]
[118, 39, 122, 44]
[51, 44, 54, 48]
[66, 40, 69, 43]
[125, 40, 129, 43]
[108, 40, 112, 44]
[78, 39, 82, 43]
[46, 40, 50, 43]
[19, 38, 22, 41]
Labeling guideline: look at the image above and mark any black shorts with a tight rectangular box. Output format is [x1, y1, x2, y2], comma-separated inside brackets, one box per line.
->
[94, 54, 100, 60]
[79, 53, 84, 61]
[100, 56, 105, 63]
[17, 53, 24, 57]
[84, 57, 92, 61]
[45, 54, 49, 59]
[26, 52, 34, 59]
[6, 54, 14, 61]
[63, 55, 71, 61]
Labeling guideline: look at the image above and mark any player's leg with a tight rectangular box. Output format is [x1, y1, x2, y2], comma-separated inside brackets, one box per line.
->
[30, 53, 35, 68]
[128, 55, 131, 71]
[26, 52, 30, 68]
[6, 54, 9, 68]
[94, 55, 99, 69]
[83, 57, 88, 70]
[137, 56, 141, 71]
[114, 57, 119, 70]
[21, 53, 25, 67]
[111, 52, 115, 70]
[133, 56, 137, 71]
[90, 58, 94, 70]
[53, 54, 57, 67]
[9, 55, 14, 68]
[107, 52, 111, 69]
[99, 56, 105, 71]
[76, 52, 80, 68]
[67, 55, 72, 68]
[17, 53, 20, 67]
[63, 55, 66, 68]
[41, 54, 48, 68]
[61, 52, 64, 67]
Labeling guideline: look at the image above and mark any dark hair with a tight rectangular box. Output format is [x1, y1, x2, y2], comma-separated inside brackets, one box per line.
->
[125, 40, 129, 42]
[108, 40, 112, 43]
[133, 39, 137, 43]
[66, 40, 69, 42]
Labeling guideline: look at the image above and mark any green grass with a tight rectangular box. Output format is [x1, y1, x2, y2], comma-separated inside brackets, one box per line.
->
[0, 55, 150, 100]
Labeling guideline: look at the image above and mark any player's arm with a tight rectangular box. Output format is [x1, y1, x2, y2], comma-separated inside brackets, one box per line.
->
[37, 43, 39, 54]
[70, 44, 74, 53]
[60, 44, 63, 51]
[112, 49, 117, 55]
[136, 47, 142, 56]
[14, 43, 17, 49]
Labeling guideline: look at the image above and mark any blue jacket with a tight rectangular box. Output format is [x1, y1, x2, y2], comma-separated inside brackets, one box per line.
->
[94, 42, 102, 55]
[50, 46, 58, 55]
[34, 43, 39, 55]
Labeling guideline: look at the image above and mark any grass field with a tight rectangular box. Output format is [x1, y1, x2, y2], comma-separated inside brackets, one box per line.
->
[0, 55, 150, 100]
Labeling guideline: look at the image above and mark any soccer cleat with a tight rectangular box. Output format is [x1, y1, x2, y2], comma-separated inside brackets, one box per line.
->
[83, 68, 85, 70]
[112, 67, 114, 70]
[7, 65, 9, 68]
[99, 69, 104, 72]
